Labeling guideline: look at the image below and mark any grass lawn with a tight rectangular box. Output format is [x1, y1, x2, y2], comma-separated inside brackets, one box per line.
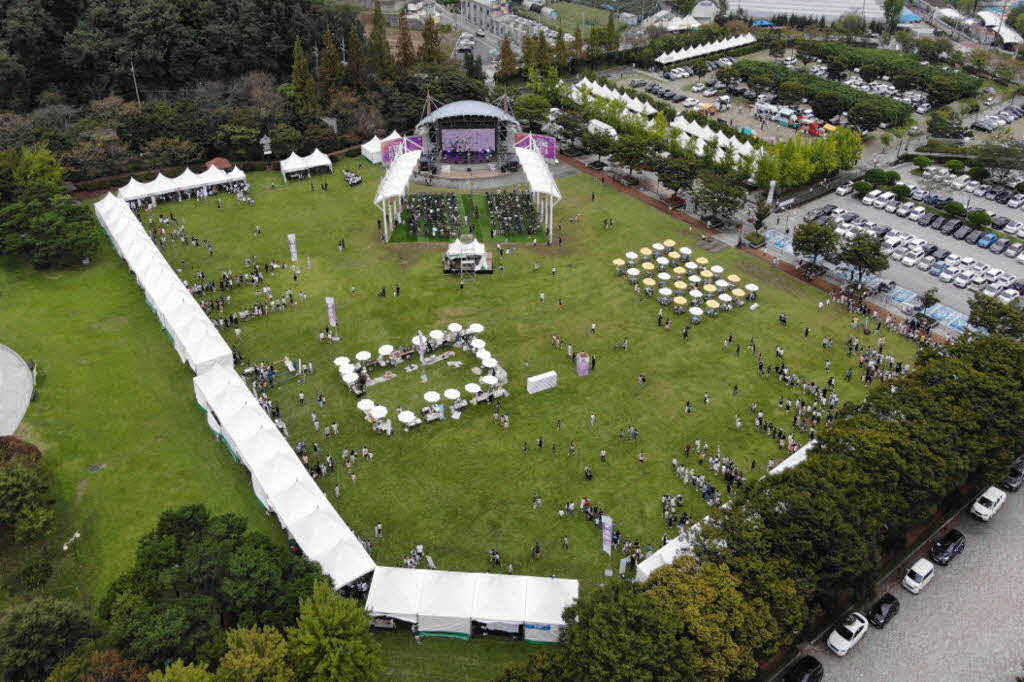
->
[1, 155, 918, 678]
[525, 1, 621, 32]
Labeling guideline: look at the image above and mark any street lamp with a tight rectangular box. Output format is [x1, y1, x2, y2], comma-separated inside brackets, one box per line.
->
[62, 531, 81, 553]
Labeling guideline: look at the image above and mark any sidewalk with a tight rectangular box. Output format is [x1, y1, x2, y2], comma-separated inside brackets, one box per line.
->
[0, 344, 33, 435]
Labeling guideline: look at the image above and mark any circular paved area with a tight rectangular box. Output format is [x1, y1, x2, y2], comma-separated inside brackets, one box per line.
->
[0, 344, 33, 435]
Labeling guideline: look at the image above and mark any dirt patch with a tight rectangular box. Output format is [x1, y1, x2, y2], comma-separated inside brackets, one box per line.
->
[13, 423, 49, 452]
[75, 477, 89, 502]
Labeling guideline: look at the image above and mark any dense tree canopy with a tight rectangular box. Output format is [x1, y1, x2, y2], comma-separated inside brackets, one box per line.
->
[0, 596, 97, 680]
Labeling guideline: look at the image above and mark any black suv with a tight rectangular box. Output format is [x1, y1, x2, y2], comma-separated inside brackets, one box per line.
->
[965, 230, 983, 244]
[954, 225, 973, 240]
[930, 529, 966, 565]
[868, 592, 900, 629]
[942, 220, 962, 235]
[782, 656, 823, 682]
[1002, 455, 1024, 492]
[918, 213, 938, 227]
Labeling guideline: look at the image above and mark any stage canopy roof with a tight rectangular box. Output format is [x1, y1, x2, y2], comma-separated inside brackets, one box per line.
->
[515, 146, 561, 200]
[374, 149, 422, 203]
[417, 100, 519, 127]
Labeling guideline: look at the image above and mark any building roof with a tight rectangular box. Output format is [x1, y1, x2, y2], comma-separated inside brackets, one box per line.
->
[417, 100, 519, 127]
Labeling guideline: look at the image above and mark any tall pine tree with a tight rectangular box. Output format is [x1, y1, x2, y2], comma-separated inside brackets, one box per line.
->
[496, 37, 518, 81]
[574, 25, 584, 59]
[319, 30, 345, 105]
[345, 24, 364, 89]
[555, 24, 569, 72]
[419, 16, 442, 63]
[396, 14, 415, 71]
[367, 2, 394, 76]
[291, 38, 319, 118]
[536, 33, 551, 69]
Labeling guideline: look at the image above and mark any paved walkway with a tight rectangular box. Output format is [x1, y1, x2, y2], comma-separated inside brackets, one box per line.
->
[0, 344, 33, 435]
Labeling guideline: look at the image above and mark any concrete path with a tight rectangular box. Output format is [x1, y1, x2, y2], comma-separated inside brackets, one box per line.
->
[0, 344, 33, 435]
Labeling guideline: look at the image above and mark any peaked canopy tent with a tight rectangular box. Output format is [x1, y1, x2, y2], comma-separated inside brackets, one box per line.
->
[417, 570, 477, 638]
[515, 145, 561, 243]
[374, 148, 422, 240]
[117, 165, 244, 202]
[361, 135, 383, 164]
[654, 32, 756, 65]
[635, 530, 697, 582]
[278, 148, 334, 181]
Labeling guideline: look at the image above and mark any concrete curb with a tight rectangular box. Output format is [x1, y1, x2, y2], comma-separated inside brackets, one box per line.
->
[0, 343, 34, 436]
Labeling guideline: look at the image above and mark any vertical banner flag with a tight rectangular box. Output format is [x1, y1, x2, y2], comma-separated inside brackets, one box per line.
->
[326, 297, 337, 327]
[601, 514, 613, 555]
[766, 179, 777, 205]
[287, 233, 298, 262]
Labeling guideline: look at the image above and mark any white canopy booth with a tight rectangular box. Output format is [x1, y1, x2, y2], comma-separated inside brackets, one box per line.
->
[361, 135, 383, 164]
[473, 574, 527, 634]
[279, 149, 334, 181]
[417, 570, 477, 639]
[374, 148, 422, 240]
[514, 144, 561, 244]
[523, 577, 578, 643]
[365, 567, 425, 624]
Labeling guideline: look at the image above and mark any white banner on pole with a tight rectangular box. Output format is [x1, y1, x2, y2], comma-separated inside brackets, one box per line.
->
[766, 179, 777, 205]
[326, 297, 337, 327]
[601, 514, 613, 556]
[287, 233, 298, 262]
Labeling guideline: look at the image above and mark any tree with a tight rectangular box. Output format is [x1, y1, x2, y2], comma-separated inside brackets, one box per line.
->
[611, 132, 651, 178]
[0, 596, 96, 680]
[777, 80, 808, 105]
[968, 295, 1024, 338]
[496, 38, 519, 82]
[945, 159, 965, 173]
[515, 93, 551, 132]
[944, 201, 965, 217]
[318, 31, 345, 104]
[581, 129, 615, 163]
[215, 626, 290, 682]
[286, 581, 382, 681]
[848, 100, 887, 130]
[501, 581, 697, 680]
[396, 15, 415, 72]
[966, 209, 991, 228]
[793, 221, 839, 267]
[148, 660, 215, 682]
[811, 91, 844, 121]
[830, 127, 863, 170]
[367, 2, 393, 76]
[913, 155, 931, 171]
[839, 232, 888, 284]
[646, 557, 778, 681]
[289, 39, 318, 118]
[691, 59, 709, 77]
[693, 170, 747, 223]
[657, 154, 700, 197]
[554, 28, 569, 71]
[0, 463, 55, 542]
[753, 200, 772, 231]
[419, 17, 443, 64]
[852, 180, 873, 195]
[891, 183, 911, 199]
[344, 24, 365, 90]
[47, 649, 149, 682]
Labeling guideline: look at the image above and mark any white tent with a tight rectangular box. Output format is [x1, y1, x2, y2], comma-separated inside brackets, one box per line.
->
[446, 237, 486, 259]
[280, 149, 334, 181]
[635, 532, 696, 582]
[365, 567, 425, 623]
[586, 119, 618, 138]
[305, 148, 333, 173]
[374, 149, 421, 240]
[226, 166, 247, 182]
[382, 130, 402, 143]
[171, 167, 202, 191]
[268, 477, 322, 527]
[769, 439, 816, 475]
[417, 570, 477, 638]
[473, 574, 527, 633]
[196, 165, 229, 187]
[279, 152, 305, 180]
[523, 577, 578, 643]
[361, 135, 383, 164]
[515, 145, 561, 242]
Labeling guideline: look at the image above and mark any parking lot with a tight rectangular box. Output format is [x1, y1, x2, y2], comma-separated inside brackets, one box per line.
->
[787, 165, 1024, 316]
[802, 489, 1024, 681]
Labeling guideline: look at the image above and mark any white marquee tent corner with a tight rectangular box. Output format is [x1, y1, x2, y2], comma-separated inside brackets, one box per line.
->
[279, 149, 334, 181]
[365, 566, 425, 623]
[523, 576, 578, 643]
[361, 135, 383, 164]
[473, 573, 527, 633]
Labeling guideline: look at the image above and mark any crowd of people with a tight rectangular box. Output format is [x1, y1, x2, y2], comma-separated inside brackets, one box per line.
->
[343, 169, 362, 186]
[486, 190, 540, 236]
[401, 193, 462, 239]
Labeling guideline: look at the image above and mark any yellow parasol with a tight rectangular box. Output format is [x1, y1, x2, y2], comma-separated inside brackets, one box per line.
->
[727, 274, 741, 283]
[642, 277, 657, 287]
[672, 266, 686, 276]
[641, 262, 655, 270]
[663, 239, 677, 248]
[731, 288, 746, 298]
[700, 269, 713, 279]
[612, 258, 625, 266]
[667, 251, 681, 260]
[673, 296, 688, 306]
[702, 284, 716, 293]
[706, 299, 720, 309]
[673, 280, 687, 290]
[639, 247, 653, 256]
[695, 257, 709, 265]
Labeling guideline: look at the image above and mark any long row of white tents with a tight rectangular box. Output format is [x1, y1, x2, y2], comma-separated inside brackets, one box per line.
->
[95, 189, 580, 636]
[93, 193, 233, 373]
[118, 165, 247, 202]
[571, 77, 659, 117]
[194, 365, 376, 587]
[365, 567, 578, 642]
[655, 32, 756, 65]
[670, 115, 759, 158]
[279, 149, 334, 181]
[361, 130, 403, 164]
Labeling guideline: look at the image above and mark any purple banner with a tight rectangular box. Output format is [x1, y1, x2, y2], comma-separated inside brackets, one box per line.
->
[601, 514, 613, 555]
[515, 133, 558, 159]
[326, 297, 337, 327]
[441, 128, 496, 153]
[382, 137, 424, 164]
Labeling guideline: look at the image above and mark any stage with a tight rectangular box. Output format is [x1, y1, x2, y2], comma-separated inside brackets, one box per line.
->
[430, 163, 506, 180]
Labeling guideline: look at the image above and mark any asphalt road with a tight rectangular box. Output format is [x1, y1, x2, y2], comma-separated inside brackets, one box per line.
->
[806, 488, 1024, 681]
[793, 169, 1024, 314]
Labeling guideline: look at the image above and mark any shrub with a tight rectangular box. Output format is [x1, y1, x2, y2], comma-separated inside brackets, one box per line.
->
[945, 201, 966, 216]
[853, 180, 873, 195]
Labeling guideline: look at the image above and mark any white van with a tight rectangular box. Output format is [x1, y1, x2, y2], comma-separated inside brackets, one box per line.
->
[873, 191, 895, 209]
[971, 486, 1007, 521]
[863, 189, 882, 205]
[950, 174, 968, 190]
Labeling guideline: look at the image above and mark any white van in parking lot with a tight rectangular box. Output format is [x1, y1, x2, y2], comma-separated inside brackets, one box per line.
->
[971, 486, 1007, 521]
[873, 191, 895, 208]
[863, 189, 882, 205]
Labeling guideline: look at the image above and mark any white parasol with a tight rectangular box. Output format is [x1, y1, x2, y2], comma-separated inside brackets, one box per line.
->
[423, 391, 440, 403]
[448, 322, 463, 333]
[429, 329, 444, 340]
[355, 350, 371, 362]
[481, 375, 499, 386]
[370, 405, 388, 420]
[467, 323, 484, 334]
[470, 338, 486, 350]
[398, 410, 416, 424]
[377, 344, 394, 356]
[333, 356, 350, 366]
[465, 382, 482, 394]
[482, 357, 498, 368]
[443, 388, 461, 400]
[356, 398, 375, 411]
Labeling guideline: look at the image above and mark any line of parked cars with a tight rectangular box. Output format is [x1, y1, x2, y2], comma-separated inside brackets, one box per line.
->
[830, 182, 1024, 303]
[972, 103, 1024, 132]
[922, 165, 1024, 207]
[633, 79, 688, 104]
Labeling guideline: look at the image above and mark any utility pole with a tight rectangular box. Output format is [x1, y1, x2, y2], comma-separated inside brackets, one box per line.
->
[130, 59, 141, 105]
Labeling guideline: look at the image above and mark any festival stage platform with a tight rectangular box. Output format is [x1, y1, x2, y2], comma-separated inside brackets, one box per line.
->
[431, 163, 506, 180]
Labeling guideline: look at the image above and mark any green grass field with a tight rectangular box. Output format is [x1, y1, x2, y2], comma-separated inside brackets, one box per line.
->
[1, 156, 918, 678]
[526, 2, 623, 32]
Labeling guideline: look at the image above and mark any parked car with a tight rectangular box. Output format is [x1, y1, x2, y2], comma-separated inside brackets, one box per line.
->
[902, 252, 923, 267]
[908, 206, 926, 221]
[863, 189, 882, 205]
[954, 225, 973, 240]
[827, 613, 868, 656]
[1004, 220, 1023, 236]
[930, 529, 966, 565]
[939, 266, 961, 283]
[971, 486, 1008, 521]
[873, 191, 895, 209]
[941, 220, 961, 236]
[867, 593, 900, 628]
[978, 233, 998, 248]
[991, 237, 1010, 254]
[965, 230, 983, 245]
[998, 287, 1021, 304]
[902, 558, 935, 594]
[1001, 455, 1024, 492]
[895, 201, 915, 216]
[1009, 193, 1024, 208]
[1006, 242, 1023, 259]
[929, 261, 947, 276]
[953, 271, 972, 287]
[918, 213, 938, 227]
[781, 655, 824, 682]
